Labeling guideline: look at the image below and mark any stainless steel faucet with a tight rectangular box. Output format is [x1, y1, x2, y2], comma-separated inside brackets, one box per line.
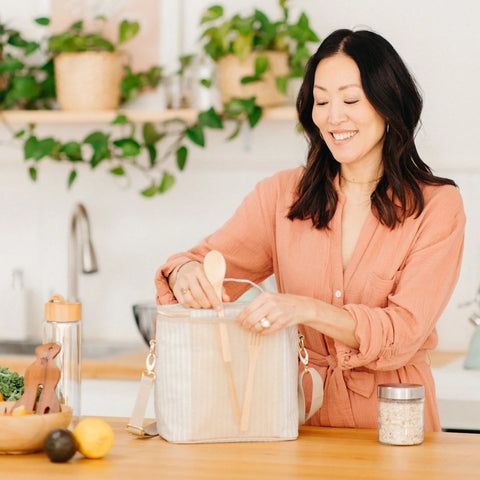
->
[67, 203, 98, 302]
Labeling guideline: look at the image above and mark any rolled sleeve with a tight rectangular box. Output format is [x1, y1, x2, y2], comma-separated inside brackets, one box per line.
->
[338, 186, 466, 370]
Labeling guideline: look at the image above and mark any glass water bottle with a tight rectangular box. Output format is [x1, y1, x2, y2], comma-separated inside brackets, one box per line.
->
[43, 294, 81, 422]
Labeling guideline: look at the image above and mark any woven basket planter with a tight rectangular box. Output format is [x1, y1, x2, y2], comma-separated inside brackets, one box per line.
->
[217, 51, 289, 108]
[54, 52, 124, 111]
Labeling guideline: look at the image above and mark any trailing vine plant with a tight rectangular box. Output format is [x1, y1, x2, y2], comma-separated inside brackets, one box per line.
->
[16, 98, 262, 197]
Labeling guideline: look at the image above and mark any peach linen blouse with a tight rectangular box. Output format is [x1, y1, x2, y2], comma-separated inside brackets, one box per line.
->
[155, 167, 466, 431]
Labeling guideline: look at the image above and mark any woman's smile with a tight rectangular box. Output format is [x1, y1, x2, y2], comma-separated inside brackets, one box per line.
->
[330, 130, 358, 143]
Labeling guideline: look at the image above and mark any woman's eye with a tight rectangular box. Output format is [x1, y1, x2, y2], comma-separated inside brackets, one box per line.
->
[315, 101, 328, 106]
[345, 99, 359, 105]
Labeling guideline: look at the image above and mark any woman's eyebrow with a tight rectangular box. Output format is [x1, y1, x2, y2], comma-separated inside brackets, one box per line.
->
[314, 84, 361, 91]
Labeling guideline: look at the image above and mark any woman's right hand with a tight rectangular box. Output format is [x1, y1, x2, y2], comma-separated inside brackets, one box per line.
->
[169, 260, 230, 310]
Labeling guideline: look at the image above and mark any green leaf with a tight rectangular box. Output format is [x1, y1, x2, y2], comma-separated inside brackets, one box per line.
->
[200, 5, 223, 24]
[158, 172, 175, 193]
[276, 75, 288, 95]
[60, 141, 82, 161]
[84, 131, 110, 166]
[176, 146, 187, 170]
[0, 55, 24, 73]
[232, 33, 254, 61]
[141, 183, 158, 197]
[119, 20, 140, 44]
[145, 66, 163, 87]
[24, 136, 59, 161]
[110, 166, 125, 176]
[7, 32, 28, 48]
[14, 130, 25, 138]
[254, 55, 269, 76]
[24, 136, 38, 160]
[198, 107, 223, 129]
[186, 124, 205, 147]
[227, 120, 242, 140]
[28, 166, 37, 181]
[147, 144, 157, 166]
[120, 70, 143, 101]
[142, 122, 164, 145]
[34, 138, 60, 161]
[112, 114, 128, 125]
[240, 75, 260, 84]
[67, 169, 77, 188]
[35, 17, 50, 26]
[223, 98, 245, 117]
[9, 75, 40, 99]
[247, 105, 262, 128]
[200, 78, 212, 88]
[113, 138, 141, 157]
[24, 41, 40, 56]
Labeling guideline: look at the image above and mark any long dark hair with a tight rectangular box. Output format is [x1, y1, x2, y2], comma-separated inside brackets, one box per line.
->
[288, 29, 455, 229]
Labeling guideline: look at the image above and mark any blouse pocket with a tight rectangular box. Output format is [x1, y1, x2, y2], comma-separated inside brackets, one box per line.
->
[362, 271, 396, 307]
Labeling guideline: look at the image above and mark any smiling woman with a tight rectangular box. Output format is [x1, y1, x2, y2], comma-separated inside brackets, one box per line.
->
[312, 54, 386, 181]
[155, 28, 466, 432]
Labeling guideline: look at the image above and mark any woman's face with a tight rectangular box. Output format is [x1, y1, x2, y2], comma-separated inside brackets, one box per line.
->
[312, 53, 386, 171]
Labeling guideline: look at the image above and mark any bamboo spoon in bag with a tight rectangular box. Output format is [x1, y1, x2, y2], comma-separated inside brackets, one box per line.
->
[203, 250, 241, 425]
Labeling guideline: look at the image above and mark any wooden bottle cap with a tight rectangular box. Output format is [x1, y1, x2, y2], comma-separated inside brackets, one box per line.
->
[44, 294, 81, 322]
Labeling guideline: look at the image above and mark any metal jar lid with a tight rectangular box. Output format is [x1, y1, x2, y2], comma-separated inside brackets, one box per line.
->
[377, 383, 424, 401]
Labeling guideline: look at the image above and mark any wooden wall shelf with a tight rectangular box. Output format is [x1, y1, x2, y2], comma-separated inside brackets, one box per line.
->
[0, 107, 297, 124]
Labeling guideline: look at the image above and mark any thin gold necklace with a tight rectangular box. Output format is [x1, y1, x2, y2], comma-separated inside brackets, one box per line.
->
[340, 174, 382, 185]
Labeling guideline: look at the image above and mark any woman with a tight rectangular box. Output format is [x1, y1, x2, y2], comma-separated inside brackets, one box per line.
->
[155, 29, 465, 430]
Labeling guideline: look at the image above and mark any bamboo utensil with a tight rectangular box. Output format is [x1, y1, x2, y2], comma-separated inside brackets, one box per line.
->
[203, 250, 241, 425]
[240, 331, 263, 431]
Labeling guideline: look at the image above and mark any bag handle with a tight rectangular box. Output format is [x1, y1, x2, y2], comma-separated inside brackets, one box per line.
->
[126, 339, 158, 437]
[297, 335, 324, 424]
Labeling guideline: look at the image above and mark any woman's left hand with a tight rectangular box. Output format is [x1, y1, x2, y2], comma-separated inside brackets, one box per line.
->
[236, 291, 315, 334]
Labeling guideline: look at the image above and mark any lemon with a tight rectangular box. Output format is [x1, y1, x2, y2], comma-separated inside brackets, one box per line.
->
[73, 418, 114, 459]
[12, 405, 27, 416]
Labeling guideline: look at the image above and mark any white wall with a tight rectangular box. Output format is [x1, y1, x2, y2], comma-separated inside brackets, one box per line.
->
[0, 0, 478, 350]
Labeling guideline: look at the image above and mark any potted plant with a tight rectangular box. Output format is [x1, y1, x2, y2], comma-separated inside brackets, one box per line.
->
[48, 17, 155, 111]
[199, 0, 319, 107]
[0, 18, 55, 110]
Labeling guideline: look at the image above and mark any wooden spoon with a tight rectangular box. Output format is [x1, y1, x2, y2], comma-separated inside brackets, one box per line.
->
[203, 250, 226, 315]
[203, 250, 241, 424]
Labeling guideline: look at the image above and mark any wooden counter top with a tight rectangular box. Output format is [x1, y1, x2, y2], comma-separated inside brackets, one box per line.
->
[0, 350, 148, 380]
[0, 349, 465, 380]
[1, 419, 479, 480]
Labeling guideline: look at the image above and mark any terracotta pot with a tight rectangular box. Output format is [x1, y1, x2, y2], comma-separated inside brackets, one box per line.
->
[54, 51, 124, 111]
[217, 51, 289, 108]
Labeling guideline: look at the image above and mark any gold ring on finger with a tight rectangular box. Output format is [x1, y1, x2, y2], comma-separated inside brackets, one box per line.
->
[181, 288, 190, 295]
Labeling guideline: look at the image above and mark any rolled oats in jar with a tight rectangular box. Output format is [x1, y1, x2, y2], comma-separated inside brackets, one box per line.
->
[377, 383, 424, 445]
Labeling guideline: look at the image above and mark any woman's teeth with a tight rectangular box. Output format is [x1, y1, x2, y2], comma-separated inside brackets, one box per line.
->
[332, 131, 357, 140]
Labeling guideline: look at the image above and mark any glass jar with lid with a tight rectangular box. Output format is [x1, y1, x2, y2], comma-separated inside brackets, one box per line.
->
[377, 383, 424, 445]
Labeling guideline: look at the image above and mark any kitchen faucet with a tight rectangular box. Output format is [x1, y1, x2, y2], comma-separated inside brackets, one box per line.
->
[67, 203, 98, 302]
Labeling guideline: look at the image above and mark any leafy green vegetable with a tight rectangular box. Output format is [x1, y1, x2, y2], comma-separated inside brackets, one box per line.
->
[0, 366, 24, 401]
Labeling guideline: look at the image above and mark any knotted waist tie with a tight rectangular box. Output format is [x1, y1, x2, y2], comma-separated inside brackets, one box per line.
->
[306, 349, 427, 427]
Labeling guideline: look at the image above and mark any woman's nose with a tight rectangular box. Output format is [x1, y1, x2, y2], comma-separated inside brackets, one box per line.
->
[328, 100, 347, 125]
